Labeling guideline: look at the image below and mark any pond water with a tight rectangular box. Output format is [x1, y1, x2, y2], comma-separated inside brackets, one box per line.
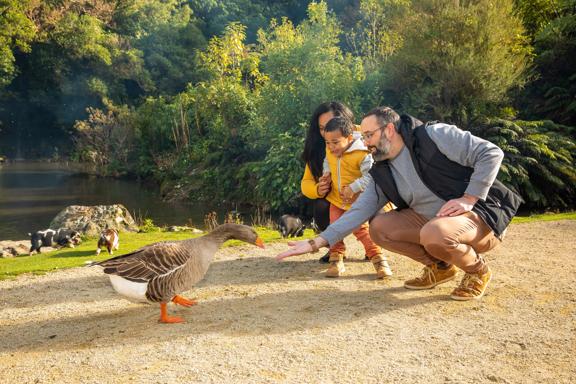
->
[0, 162, 230, 241]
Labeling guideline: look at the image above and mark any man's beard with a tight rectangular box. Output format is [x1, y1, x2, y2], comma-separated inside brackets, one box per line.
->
[369, 136, 392, 161]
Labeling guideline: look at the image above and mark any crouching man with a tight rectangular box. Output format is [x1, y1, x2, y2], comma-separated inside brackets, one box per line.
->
[276, 106, 522, 301]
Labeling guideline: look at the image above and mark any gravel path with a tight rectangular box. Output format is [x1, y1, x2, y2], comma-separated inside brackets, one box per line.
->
[1, 220, 575, 383]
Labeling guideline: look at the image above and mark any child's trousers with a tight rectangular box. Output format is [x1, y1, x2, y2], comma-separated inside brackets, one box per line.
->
[329, 204, 381, 258]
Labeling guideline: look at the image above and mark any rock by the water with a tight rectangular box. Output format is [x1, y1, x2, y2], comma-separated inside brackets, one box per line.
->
[49, 205, 139, 237]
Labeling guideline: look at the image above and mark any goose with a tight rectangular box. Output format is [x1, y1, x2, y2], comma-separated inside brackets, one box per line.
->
[92, 223, 265, 323]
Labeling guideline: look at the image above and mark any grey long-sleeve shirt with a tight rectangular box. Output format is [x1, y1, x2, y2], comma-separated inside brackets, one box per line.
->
[320, 122, 504, 246]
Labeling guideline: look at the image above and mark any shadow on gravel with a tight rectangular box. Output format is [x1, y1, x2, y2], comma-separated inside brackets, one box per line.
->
[1, 256, 381, 308]
[0, 284, 446, 353]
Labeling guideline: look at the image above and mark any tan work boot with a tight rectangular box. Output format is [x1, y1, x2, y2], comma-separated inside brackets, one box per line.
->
[404, 263, 457, 290]
[326, 253, 345, 278]
[370, 254, 392, 279]
[450, 265, 492, 301]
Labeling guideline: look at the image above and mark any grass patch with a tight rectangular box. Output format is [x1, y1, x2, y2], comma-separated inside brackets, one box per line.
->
[3, 211, 573, 281]
[512, 211, 576, 224]
[0, 227, 314, 280]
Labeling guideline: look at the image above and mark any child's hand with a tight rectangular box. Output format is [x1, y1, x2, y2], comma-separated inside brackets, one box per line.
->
[317, 172, 331, 197]
[340, 185, 356, 204]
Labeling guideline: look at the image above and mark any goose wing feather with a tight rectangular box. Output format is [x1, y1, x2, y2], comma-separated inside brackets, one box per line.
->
[96, 241, 191, 282]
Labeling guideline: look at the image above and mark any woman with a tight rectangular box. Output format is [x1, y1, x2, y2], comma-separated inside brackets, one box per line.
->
[301, 101, 355, 263]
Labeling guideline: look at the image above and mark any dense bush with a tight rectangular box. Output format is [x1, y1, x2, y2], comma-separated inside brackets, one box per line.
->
[373, 0, 530, 126]
[2, 1, 575, 214]
[518, 0, 576, 126]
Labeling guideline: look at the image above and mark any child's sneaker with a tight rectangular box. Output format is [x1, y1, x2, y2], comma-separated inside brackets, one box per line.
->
[319, 252, 347, 263]
[326, 253, 345, 277]
[404, 263, 457, 290]
[370, 254, 392, 279]
[450, 265, 492, 301]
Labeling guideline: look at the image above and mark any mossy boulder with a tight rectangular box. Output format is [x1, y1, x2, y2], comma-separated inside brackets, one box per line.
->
[50, 204, 139, 237]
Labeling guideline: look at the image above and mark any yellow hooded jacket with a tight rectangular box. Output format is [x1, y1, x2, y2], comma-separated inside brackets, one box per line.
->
[300, 126, 363, 200]
[323, 138, 373, 210]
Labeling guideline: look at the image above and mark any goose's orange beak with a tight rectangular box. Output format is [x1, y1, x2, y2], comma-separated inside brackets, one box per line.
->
[255, 237, 265, 248]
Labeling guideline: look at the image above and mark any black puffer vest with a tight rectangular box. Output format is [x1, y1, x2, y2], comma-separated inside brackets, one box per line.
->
[369, 115, 523, 237]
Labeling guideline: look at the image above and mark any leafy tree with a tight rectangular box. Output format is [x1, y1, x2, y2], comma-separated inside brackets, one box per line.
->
[373, 0, 530, 126]
[255, 1, 364, 139]
[183, 23, 264, 202]
[254, 132, 306, 211]
[252, 1, 365, 210]
[72, 102, 134, 174]
[514, 0, 560, 39]
[110, 23, 264, 202]
[189, 0, 309, 42]
[113, 2, 367, 210]
[518, 0, 576, 126]
[347, 0, 409, 69]
[116, 0, 207, 95]
[0, 0, 35, 88]
[1, 0, 206, 157]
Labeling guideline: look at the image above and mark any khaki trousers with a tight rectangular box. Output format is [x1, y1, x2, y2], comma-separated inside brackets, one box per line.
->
[369, 209, 500, 273]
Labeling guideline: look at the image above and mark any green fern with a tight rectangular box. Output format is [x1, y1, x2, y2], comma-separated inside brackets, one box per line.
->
[472, 118, 576, 210]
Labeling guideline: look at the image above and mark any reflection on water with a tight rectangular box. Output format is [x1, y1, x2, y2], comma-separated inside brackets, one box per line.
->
[0, 162, 221, 241]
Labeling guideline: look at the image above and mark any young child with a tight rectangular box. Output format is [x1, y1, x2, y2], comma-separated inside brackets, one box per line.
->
[321, 116, 392, 278]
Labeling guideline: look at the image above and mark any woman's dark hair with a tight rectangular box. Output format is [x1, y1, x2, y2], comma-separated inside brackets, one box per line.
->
[302, 101, 354, 180]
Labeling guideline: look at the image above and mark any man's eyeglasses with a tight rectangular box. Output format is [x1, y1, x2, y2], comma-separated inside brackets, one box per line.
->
[361, 127, 381, 141]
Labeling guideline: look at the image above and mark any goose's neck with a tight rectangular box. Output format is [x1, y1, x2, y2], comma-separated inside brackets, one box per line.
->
[203, 229, 232, 246]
